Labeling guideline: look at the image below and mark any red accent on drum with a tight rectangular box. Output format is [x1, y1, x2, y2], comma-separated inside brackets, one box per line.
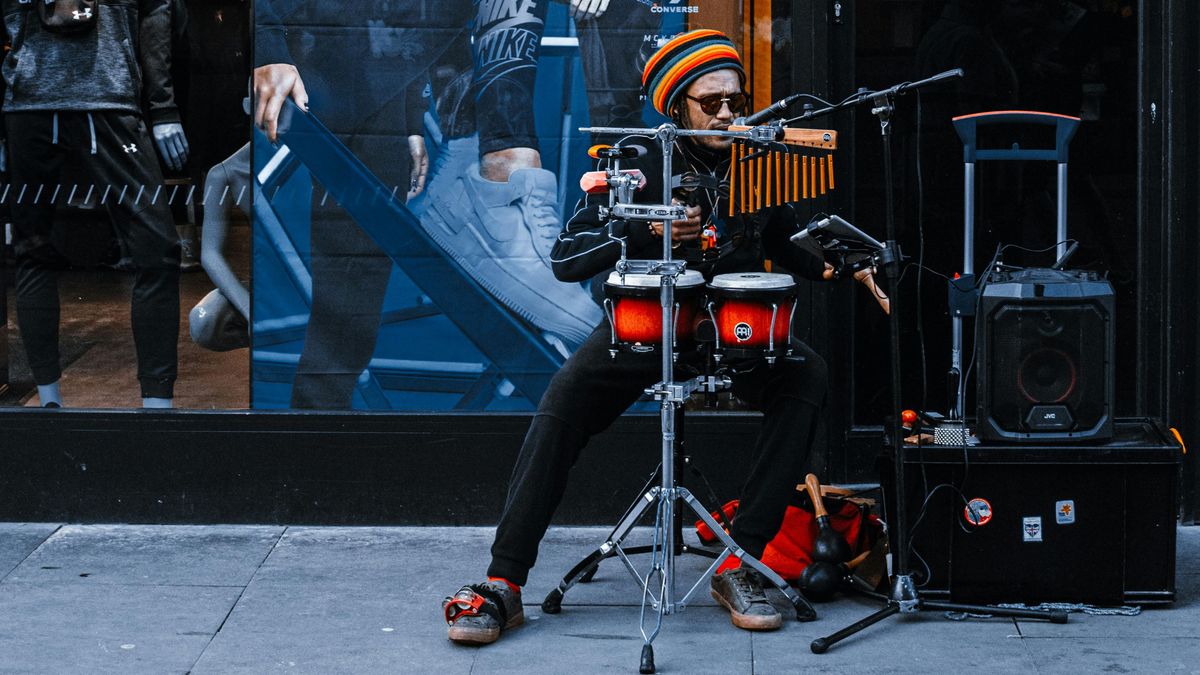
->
[715, 298, 794, 348]
[612, 297, 699, 344]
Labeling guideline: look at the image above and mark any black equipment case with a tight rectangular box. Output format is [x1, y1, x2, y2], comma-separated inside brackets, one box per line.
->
[896, 418, 1181, 606]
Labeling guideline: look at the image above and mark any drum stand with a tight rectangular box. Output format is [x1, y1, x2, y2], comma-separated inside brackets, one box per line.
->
[540, 123, 816, 673]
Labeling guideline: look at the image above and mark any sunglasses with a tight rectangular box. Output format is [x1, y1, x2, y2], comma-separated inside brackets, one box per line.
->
[684, 92, 749, 115]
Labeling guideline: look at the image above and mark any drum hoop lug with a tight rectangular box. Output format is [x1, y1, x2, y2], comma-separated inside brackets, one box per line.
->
[787, 296, 798, 347]
[603, 297, 617, 349]
[768, 302, 779, 355]
[705, 300, 721, 354]
[672, 301, 681, 350]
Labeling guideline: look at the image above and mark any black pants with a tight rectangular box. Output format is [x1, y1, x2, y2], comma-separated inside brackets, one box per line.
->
[471, 0, 551, 156]
[4, 111, 180, 398]
[487, 325, 829, 586]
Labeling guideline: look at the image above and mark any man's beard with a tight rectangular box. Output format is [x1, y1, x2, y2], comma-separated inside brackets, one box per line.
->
[678, 110, 733, 152]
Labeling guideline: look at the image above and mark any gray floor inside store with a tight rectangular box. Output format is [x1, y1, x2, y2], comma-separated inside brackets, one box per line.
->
[0, 523, 1196, 674]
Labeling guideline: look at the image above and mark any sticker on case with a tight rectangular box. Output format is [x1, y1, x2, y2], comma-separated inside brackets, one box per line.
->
[1023, 516, 1043, 542]
[963, 498, 993, 526]
[1056, 500, 1075, 525]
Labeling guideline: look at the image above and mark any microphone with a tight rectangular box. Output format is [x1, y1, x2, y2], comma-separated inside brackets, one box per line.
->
[588, 144, 647, 160]
[735, 93, 803, 126]
[896, 68, 964, 94]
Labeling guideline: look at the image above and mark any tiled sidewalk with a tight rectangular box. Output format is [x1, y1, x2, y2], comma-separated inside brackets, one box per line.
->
[0, 523, 1196, 673]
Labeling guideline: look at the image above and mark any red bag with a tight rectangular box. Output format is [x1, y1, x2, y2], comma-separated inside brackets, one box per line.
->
[695, 491, 883, 583]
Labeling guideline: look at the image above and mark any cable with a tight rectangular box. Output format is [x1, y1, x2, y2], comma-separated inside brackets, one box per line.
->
[905, 241, 1009, 571]
[914, 89, 929, 429]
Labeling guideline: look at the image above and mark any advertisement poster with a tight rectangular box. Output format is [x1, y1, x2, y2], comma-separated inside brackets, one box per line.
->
[250, 1, 707, 410]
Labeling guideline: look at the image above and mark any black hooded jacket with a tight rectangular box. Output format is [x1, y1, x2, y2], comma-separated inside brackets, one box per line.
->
[551, 134, 827, 304]
[0, 0, 178, 125]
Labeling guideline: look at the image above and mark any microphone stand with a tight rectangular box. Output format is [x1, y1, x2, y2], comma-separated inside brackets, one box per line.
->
[778, 71, 1071, 653]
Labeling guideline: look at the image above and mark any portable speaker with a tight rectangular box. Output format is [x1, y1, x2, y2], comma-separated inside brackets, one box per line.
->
[977, 268, 1114, 443]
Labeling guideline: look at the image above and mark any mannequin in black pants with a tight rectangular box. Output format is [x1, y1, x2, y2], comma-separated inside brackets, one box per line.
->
[1, 0, 184, 406]
[4, 112, 181, 403]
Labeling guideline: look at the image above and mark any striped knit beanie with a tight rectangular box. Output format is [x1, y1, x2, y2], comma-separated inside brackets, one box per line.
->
[642, 29, 746, 117]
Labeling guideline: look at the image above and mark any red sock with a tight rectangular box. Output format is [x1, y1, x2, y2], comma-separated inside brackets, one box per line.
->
[716, 557, 742, 575]
[488, 576, 521, 593]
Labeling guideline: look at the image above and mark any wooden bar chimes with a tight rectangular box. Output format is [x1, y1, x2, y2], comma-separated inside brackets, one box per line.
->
[728, 126, 838, 217]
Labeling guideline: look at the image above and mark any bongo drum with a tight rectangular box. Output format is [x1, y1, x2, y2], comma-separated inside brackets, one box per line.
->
[706, 272, 797, 362]
[603, 270, 706, 354]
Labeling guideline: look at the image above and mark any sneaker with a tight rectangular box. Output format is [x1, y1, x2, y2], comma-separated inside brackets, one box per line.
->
[443, 580, 524, 645]
[412, 135, 602, 346]
[710, 567, 783, 631]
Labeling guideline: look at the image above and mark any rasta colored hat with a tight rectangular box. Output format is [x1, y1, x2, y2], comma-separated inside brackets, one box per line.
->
[642, 29, 745, 117]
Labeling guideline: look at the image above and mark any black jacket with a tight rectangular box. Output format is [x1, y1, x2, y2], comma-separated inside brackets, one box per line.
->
[551, 135, 827, 303]
[0, 0, 178, 126]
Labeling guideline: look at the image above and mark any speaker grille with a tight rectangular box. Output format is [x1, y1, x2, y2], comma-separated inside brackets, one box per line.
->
[983, 302, 1110, 438]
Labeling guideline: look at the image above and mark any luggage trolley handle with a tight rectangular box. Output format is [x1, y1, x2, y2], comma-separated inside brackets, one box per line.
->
[952, 110, 1081, 264]
[947, 111, 1080, 421]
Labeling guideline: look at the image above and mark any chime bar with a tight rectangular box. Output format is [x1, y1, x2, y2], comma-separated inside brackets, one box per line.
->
[726, 127, 837, 215]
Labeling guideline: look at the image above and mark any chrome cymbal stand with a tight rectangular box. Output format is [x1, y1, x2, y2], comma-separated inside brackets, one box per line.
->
[540, 123, 816, 674]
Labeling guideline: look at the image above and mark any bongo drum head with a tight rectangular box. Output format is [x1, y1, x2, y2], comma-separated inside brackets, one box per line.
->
[605, 270, 706, 289]
[709, 272, 795, 291]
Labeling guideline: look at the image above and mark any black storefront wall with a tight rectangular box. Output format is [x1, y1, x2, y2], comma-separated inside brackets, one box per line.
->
[821, 0, 1198, 523]
[0, 410, 763, 525]
[0, 2, 1196, 524]
[1139, 0, 1200, 524]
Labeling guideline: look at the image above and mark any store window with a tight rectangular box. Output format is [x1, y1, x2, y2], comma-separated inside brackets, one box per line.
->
[1, 0, 251, 409]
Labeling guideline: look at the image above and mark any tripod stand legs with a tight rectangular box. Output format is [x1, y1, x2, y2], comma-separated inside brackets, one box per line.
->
[542, 484, 663, 615]
[681, 489, 818, 621]
[809, 573, 1069, 654]
[810, 603, 900, 654]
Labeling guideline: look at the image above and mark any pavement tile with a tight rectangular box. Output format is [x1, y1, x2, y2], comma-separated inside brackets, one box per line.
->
[1021, 637, 1200, 674]
[1178, 527, 1200, 572]
[1015, 572, 1199, 638]
[4, 524, 283, 587]
[0, 581, 241, 674]
[189, 582, 476, 674]
[469, 606, 752, 675]
[0, 523, 60, 579]
[249, 526, 721, 607]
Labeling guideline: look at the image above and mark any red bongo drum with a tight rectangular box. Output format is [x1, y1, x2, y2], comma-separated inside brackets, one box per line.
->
[706, 272, 797, 362]
[603, 270, 706, 354]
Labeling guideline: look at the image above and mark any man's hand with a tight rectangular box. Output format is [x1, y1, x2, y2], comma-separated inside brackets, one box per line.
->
[821, 263, 890, 314]
[569, 0, 610, 20]
[254, 64, 309, 143]
[650, 202, 702, 244]
[152, 123, 189, 172]
[854, 266, 890, 315]
[407, 135, 428, 199]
